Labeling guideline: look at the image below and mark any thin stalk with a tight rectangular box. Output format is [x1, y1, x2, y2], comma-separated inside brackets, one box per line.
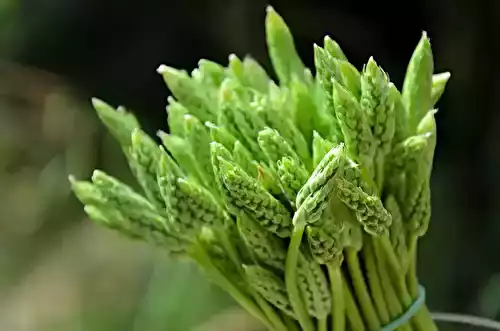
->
[327, 264, 345, 331]
[362, 241, 390, 324]
[318, 317, 328, 331]
[373, 239, 436, 331]
[373, 239, 413, 331]
[406, 236, 419, 298]
[189, 242, 274, 330]
[345, 248, 381, 331]
[342, 272, 366, 331]
[376, 236, 402, 275]
[285, 223, 315, 331]
[254, 293, 289, 331]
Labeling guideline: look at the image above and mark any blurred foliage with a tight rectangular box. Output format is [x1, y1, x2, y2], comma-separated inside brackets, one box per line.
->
[0, 0, 500, 330]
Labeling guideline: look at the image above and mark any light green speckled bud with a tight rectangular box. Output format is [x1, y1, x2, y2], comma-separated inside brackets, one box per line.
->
[205, 122, 237, 151]
[158, 174, 227, 237]
[323, 36, 348, 62]
[314, 44, 344, 144]
[215, 157, 292, 237]
[69, 175, 106, 207]
[157, 65, 216, 123]
[237, 213, 287, 271]
[184, 114, 217, 189]
[258, 127, 302, 166]
[337, 59, 362, 99]
[296, 144, 345, 207]
[265, 6, 306, 85]
[360, 57, 395, 155]
[197, 59, 226, 88]
[129, 129, 165, 209]
[388, 83, 408, 145]
[158, 131, 205, 185]
[242, 56, 271, 93]
[277, 156, 309, 204]
[255, 98, 312, 169]
[232, 140, 259, 178]
[92, 98, 140, 151]
[401, 32, 433, 131]
[306, 211, 345, 265]
[335, 177, 392, 236]
[332, 79, 374, 168]
[405, 179, 431, 237]
[244, 265, 296, 318]
[83, 204, 187, 256]
[312, 131, 335, 168]
[165, 97, 189, 137]
[91, 170, 162, 223]
[220, 81, 267, 160]
[297, 253, 332, 319]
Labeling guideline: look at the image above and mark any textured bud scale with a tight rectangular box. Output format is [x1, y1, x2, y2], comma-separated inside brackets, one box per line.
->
[296, 144, 345, 207]
[244, 265, 296, 318]
[258, 127, 301, 166]
[404, 179, 431, 237]
[306, 213, 345, 265]
[297, 254, 332, 319]
[332, 79, 375, 166]
[237, 214, 287, 271]
[277, 156, 309, 203]
[158, 174, 226, 237]
[215, 157, 292, 237]
[335, 177, 392, 236]
[360, 58, 395, 155]
[129, 129, 165, 209]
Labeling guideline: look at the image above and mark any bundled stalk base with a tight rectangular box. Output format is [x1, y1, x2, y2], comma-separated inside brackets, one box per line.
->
[71, 6, 449, 331]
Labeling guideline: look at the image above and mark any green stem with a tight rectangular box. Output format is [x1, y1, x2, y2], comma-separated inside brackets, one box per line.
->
[327, 264, 345, 331]
[373, 239, 434, 331]
[345, 248, 380, 331]
[376, 236, 402, 276]
[318, 317, 328, 331]
[285, 223, 315, 331]
[254, 293, 289, 331]
[189, 242, 274, 330]
[406, 236, 419, 298]
[341, 272, 366, 331]
[362, 241, 390, 324]
[373, 239, 413, 331]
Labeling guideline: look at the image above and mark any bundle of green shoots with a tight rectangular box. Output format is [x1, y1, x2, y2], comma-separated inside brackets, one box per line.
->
[70, 6, 450, 331]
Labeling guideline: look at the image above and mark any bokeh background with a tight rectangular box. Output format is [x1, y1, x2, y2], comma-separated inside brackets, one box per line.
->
[1, 0, 499, 330]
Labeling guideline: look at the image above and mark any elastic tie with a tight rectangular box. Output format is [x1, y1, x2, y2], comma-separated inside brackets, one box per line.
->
[380, 285, 426, 331]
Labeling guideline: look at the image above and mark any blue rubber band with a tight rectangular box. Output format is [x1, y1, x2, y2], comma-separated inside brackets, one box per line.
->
[380, 285, 426, 331]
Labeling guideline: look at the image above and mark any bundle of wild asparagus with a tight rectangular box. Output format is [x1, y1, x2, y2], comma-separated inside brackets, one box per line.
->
[70, 6, 450, 331]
